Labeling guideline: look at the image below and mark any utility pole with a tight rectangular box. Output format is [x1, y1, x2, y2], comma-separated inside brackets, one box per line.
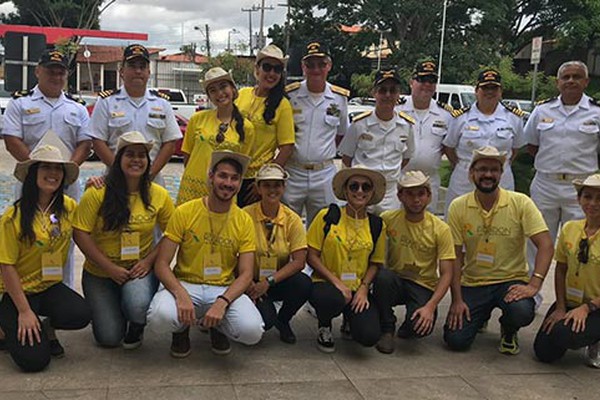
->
[277, 2, 291, 53]
[257, 0, 274, 50]
[241, 6, 259, 55]
[205, 24, 211, 58]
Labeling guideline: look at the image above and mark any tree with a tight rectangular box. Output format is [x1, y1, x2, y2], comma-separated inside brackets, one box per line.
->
[204, 53, 255, 87]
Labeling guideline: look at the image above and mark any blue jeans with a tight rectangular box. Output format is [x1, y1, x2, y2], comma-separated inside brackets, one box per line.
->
[443, 280, 535, 351]
[82, 270, 158, 347]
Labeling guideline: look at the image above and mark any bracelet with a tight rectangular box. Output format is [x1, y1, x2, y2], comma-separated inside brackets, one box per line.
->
[216, 295, 232, 309]
[360, 281, 370, 288]
[532, 272, 545, 281]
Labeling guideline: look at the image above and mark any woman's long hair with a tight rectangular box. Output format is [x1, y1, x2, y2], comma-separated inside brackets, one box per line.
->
[14, 163, 67, 244]
[99, 146, 153, 231]
[261, 69, 287, 125]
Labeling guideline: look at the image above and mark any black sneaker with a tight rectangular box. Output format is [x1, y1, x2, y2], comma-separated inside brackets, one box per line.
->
[123, 322, 145, 350]
[210, 328, 231, 355]
[317, 326, 335, 353]
[396, 322, 413, 339]
[49, 339, 65, 358]
[275, 319, 296, 344]
[498, 327, 520, 355]
[340, 317, 352, 341]
[170, 328, 191, 358]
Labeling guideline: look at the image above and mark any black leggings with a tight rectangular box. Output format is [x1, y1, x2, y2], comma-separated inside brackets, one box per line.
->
[309, 281, 381, 347]
[0, 283, 91, 372]
[255, 272, 312, 329]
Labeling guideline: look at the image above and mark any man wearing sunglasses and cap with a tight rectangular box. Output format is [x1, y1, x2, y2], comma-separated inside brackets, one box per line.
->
[444, 146, 553, 355]
[89, 44, 181, 187]
[284, 40, 349, 226]
[339, 69, 415, 213]
[398, 59, 454, 213]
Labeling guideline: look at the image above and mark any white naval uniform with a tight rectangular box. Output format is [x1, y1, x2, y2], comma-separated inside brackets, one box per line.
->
[398, 96, 453, 213]
[89, 86, 181, 187]
[2, 86, 91, 288]
[442, 103, 526, 214]
[283, 80, 349, 226]
[525, 94, 600, 273]
[338, 110, 415, 214]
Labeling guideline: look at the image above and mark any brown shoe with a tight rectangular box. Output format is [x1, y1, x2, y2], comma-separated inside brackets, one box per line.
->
[170, 327, 191, 358]
[376, 332, 395, 354]
[210, 328, 231, 355]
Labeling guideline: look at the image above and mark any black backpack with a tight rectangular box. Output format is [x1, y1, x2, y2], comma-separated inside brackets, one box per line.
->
[322, 204, 383, 258]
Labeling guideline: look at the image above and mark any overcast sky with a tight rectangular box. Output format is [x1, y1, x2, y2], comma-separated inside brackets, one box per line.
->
[0, 1, 290, 54]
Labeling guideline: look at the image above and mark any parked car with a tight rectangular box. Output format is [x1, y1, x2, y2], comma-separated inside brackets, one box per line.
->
[149, 87, 199, 119]
[502, 99, 533, 122]
[435, 84, 476, 110]
[348, 104, 375, 122]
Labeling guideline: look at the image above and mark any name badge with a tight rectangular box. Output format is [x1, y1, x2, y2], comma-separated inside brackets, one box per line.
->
[121, 232, 140, 260]
[41, 252, 63, 281]
[341, 272, 357, 282]
[110, 111, 125, 118]
[566, 275, 584, 305]
[259, 256, 278, 278]
[25, 107, 41, 115]
[203, 253, 223, 279]
[476, 241, 496, 268]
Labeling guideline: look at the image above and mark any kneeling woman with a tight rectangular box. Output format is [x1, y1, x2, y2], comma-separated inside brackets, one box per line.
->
[73, 132, 174, 348]
[534, 174, 600, 368]
[0, 145, 91, 372]
[243, 164, 311, 343]
[307, 166, 386, 352]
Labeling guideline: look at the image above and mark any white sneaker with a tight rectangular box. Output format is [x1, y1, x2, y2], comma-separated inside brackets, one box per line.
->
[317, 326, 335, 353]
[584, 342, 600, 368]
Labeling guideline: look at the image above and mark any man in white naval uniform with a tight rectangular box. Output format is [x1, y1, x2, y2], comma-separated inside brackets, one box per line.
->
[284, 40, 349, 226]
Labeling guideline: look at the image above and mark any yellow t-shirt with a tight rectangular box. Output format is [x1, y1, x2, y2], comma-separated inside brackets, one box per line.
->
[555, 219, 600, 307]
[243, 202, 307, 280]
[447, 188, 548, 287]
[236, 87, 295, 177]
[73, 184, 174, 278]
[176, 109, 255, 205]
[382, 209, 456, 291]
[307, 207, 386, 291]
[0, 196, 77, 294]
[165, 197, 256, 286]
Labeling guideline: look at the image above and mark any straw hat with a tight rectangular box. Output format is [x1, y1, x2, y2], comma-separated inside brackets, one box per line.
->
[256, 163, 288, 182]
[256, 44, 288, 65]
[202, 67, 236, 90]
[209, 150, 251, 177]
[332, 165, 386, 205]
[116, 131, 154, 153]
[470, 146, 507, 169]
[398, 171, 431, 190]
[573, 174, 600, 192]
[14, 145, 79, 184]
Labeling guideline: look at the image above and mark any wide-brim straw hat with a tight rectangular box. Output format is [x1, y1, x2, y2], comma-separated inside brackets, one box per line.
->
[332, 165, 386, 206]
[256, 44, 288, 66]
[209, 150, 251, 177]
[256, 163, 288, 182]
[14, 145, 79, 185]
[573, 174, 600, 192]
[202, 67, 236, 90]
[398, 170, 431, 190]
[470, 146, 507, 169]
[116, 131, 154, 153]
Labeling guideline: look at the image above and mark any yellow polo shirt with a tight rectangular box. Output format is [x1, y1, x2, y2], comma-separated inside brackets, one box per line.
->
[307, 207, 386, 291]
[447, 188, 548, 287]
[73, 184, 174, 278]
[382, 209, 456, 291]
[0, 196, 76, 294]
[165, 197, 256, 286]
[236, 87, 295, 178]
[555, 219, 600, 307]
[243, 202, 307, 280]
[176, 109, 255, 205]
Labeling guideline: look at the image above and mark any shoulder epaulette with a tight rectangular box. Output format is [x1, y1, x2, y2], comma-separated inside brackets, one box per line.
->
[534, 97, 557, 106]
[501, 102, 525, 117]
[64, 93, 86, 106]
[150, 90, 170, 101]
[437, 100, 453, 113]
[451, 106, 470, 118]
[397, 96, 407, 105]
[98, 89, 118, 99]
[352, 110, 372, 122]
[285, 82, 301, 93]
[590, 98, 600, 108]
[398, 111, 415, 124]
[330, 84, 350, 97]
[11, 89, 33, 99]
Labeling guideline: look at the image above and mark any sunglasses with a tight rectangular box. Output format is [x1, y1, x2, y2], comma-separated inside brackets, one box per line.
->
[347, 181, 373, 193]
[260, 63, 284, 74]
[216, 122, 228, 144]
[578, 238, 589, 264]
[416, 75, 437, 84]
[304, 60, 328, 69]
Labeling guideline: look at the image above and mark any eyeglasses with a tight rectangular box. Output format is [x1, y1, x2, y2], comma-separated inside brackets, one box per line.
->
[375, 86, 401, 95]
[260, 63, 284, 74]
[347, 182, 373, 193]
[578, 238, 589, 264]
[303, 60, 328, 69]
[416, 75, 437, 84]
[216, 123, 228, 144]
[473, 166, 502, 174]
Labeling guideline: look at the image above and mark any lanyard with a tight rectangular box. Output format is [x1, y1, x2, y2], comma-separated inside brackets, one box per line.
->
[37, 195, 61, 249]
[205, 198, 230, 253]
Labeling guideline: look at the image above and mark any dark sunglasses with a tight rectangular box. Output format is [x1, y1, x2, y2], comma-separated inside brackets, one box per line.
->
[578, 238, 589, 264]
[348, 182, 373, 193]
[416, 75, 437, 84]
[260, 63, 284, 74]
[216, 122, 228, 144]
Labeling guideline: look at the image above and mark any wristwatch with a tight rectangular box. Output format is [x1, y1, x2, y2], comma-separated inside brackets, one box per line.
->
[267, 275, 276, 288]
[586, 301, 598, 313]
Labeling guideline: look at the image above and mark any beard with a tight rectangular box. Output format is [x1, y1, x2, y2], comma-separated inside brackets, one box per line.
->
[474, 178, 499, 194]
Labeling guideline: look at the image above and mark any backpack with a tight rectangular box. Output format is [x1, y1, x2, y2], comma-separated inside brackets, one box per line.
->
[322, 204, 383, 258]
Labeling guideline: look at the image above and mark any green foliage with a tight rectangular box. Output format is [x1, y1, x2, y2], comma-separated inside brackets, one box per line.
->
[350, 71, 377, 97]
[204, 53, 255, 87]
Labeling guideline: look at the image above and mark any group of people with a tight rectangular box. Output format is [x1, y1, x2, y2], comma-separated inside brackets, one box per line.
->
[0, 39, 598, 375]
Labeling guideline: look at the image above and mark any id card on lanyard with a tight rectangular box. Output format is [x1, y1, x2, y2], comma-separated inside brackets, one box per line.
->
[121, 232, 140, 260]
[41, 251, 62, 281]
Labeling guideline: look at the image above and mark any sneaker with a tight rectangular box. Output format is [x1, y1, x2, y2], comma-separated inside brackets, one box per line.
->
[122, 322, 145, 350]
[317, 326, 335, 353]
[376, 332, 395, 354]
[584, 342, 600, 368]
[498, 327, 520, 355]
[210, 328, 231, 355]
[49, 339, 65, 358]
[170, 328, 191, 358]
[396, 322, 413, 339]
[274, 319, 296, 344]
[340, 317, 352, 341]
[478, 320, 489, 333]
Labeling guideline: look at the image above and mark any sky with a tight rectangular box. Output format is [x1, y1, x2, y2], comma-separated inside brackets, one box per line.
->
[0, 0, 290, 54]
